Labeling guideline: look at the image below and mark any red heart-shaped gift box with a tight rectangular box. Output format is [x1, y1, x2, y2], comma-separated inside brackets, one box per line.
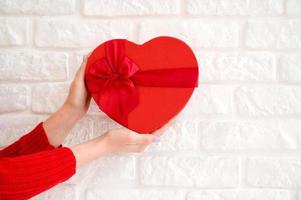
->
[85, 36, 198, 134]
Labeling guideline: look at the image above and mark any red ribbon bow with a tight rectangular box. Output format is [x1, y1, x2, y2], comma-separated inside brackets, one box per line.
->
[85, 39, 198, 125]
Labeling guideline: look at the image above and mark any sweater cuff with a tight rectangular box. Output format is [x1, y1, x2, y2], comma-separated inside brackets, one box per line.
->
[17, 122, 59, 155]
[40, 122, 63, 149]
[0, 122, 60, 157]
[32, 122, 58, 151]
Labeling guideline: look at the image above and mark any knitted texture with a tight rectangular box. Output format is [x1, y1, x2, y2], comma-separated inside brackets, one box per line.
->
[0, 122, 76, 200]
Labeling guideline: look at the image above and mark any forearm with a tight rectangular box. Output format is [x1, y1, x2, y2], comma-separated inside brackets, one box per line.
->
[43, 103, 83, 148]
[42, 53, 90, 148]
[70, 134, 109, 168]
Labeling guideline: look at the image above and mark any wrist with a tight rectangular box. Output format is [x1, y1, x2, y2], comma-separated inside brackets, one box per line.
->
[43, 103, 83, 148]
[70, 134, 110, 168]
[96, 133, 113, 156]
[62, 102, 85, 121]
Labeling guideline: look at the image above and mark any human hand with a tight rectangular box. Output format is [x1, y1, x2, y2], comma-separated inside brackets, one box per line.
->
[44, 54, 93, 147]
[100, 118, 175, 154]
[63, 54, 91, 119]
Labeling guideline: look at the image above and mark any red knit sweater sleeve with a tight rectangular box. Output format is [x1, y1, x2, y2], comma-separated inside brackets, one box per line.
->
[0, 122, 76, 200]
[0, 122, 58, 157]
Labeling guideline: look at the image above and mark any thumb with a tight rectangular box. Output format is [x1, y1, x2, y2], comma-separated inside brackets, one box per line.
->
[76, 52, 92, 79]
[128, 132, 156, 145]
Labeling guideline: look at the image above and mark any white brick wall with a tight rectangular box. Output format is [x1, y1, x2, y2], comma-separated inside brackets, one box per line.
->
[0, 0, 301, 199]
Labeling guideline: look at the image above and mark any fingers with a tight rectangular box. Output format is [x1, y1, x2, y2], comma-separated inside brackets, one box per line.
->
[77, 53, 90, 76]
[104, 116, 178, 154]
[127, 132, 156, 145]
[74, 52, 92, 80]
[105, 128, 159, 154]
[111, 129, 155, 153]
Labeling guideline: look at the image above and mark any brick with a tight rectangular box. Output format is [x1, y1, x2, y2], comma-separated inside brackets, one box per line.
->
[35, 20, 135, 48]
[234, 86, 301, 116]
[0, 0, 75, 15]
[195, 52, 215, 82]
[180, 86, 234, 119]
[63, 117, 94, 146]
[187, 189, 293, 200]
[246, 20, 301, 49]
[197, 52, 276, 82]
[146, 119, 199, 152]
[199, 120, 300, 150]
[0, 51, 67, 81]
[65, 152, 135, 185]
[216, 53, 276, 81]
[199, 121, 240, 150]
[139, 20, 241, 49]
[85, 189, 184, 200]
[33, 184, 77, 200]
[287, 0, 301, 15]
[140, 155, 238, 187]
[0, 115, 44, 147]
[186, 0, 284, 16]
[83, 0, 180, 16]
[279, 54, 301, 83]
[0, 85, 27, 113]
[0, 18, 27, 46]
[83, 155, 136, 186]
[65, 162, 91, 185]
[240, 120, 300, 150]
[31, 83, 69, 113]
[93, 116, 123, 137]
[247, 157, 301, 187]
